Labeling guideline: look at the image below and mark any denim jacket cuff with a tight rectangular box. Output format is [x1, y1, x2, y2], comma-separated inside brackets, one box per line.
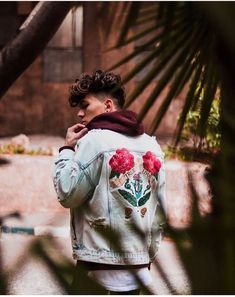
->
[59, 146, 75, 153]
[59, 146, 75, 158]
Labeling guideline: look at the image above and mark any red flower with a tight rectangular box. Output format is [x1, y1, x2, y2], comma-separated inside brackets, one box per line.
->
[142, 151, 161, 175]
[109, 148, 134, 174]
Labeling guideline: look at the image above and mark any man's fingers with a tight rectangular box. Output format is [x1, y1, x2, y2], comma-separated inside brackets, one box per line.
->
[69, 123, 85, 132]
[75, 127, 88, 138]
[65, 126, 88, 148]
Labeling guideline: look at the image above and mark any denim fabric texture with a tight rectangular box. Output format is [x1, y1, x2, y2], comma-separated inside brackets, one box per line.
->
[53, 129, 166, 265]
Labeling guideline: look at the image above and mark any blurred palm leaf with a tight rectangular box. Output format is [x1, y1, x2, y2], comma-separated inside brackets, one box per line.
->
[30, 237, 106, 294]
[0, 158, 10, 166]
[106, 2, 220, 140]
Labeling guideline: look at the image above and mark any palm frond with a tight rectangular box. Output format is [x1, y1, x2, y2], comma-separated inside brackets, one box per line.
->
[136, 7, 159, 20]
[121, 18, 193, 87]
[107, 8, 188, 55]
[137, 23, 206, 124]
[100, 2, 118, 38]
[116, 2, 141, 47]
[157, 3, 177, 49]
[130, 5, 188, 46]
[135, 14, 159, 26]
[125, 24, 192, 107]
[174, 56, 199, 98]
[174, 62, 204, 145]
[150, 49, 203, 136]
[138, 3, 159, 15]
[108, 2, 221, 144]
[191, 64, 208, 111]
[112, 24, 160, 50]
[197, 62, 219, 138]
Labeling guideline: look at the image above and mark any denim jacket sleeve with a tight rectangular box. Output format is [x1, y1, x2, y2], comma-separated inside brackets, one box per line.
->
[53, 135, 101, 209]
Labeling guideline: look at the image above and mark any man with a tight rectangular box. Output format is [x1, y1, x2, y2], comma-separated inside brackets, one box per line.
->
[53, 69, 166, 294]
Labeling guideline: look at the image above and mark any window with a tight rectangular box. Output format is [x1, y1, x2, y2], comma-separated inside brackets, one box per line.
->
[43, 6, 83, 82]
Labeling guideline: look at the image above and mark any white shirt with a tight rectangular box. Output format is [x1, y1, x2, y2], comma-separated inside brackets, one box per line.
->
[88, 267, 152, 292]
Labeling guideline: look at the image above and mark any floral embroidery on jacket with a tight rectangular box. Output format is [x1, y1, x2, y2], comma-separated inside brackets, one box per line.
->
[143, 151, 161, 177]
[109, 148, 161, 210]
[109, 148, 134, 177]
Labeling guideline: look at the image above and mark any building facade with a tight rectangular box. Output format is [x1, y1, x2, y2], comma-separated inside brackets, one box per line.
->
[0, 2, 185, 139]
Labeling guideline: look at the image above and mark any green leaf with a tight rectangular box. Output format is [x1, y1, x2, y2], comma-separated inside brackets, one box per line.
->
[118, 189, 137, 206]
[138, 192, 151, 207]
[191, 66, 208, 111]
[175, 62, 204, 145]
[198, 62, 219, 138]
[110, 170, 120, 179]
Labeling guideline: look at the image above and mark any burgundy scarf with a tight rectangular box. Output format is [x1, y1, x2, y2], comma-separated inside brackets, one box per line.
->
[86, 110, 144, 136]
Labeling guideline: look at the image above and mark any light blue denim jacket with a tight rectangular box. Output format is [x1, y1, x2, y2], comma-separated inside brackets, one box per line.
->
[53, 129, 166, 265]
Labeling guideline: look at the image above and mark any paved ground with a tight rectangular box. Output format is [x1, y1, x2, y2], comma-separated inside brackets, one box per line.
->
[0, 232, 191, 295]
[0, 210, 191, 295]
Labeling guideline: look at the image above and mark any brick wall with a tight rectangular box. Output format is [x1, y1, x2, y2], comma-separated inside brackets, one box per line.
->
[0, 56, 77, 137]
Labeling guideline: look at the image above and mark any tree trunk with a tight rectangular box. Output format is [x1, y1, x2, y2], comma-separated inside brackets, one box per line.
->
[0, 1, 74, 99]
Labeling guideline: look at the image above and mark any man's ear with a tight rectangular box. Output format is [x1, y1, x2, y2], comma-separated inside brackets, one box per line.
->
[104, 98, 115, 112]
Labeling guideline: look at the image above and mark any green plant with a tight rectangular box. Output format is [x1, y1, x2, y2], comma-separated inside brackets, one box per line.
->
[0, 144, 55, 156]
[163, 87, 221, 163]
[181, 88, 221, 153]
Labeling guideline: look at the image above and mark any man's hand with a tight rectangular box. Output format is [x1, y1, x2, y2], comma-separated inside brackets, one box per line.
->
[64, 123, 88, 148]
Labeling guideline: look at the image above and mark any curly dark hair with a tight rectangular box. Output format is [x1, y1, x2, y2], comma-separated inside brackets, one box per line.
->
[69, 70, 126, 108]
